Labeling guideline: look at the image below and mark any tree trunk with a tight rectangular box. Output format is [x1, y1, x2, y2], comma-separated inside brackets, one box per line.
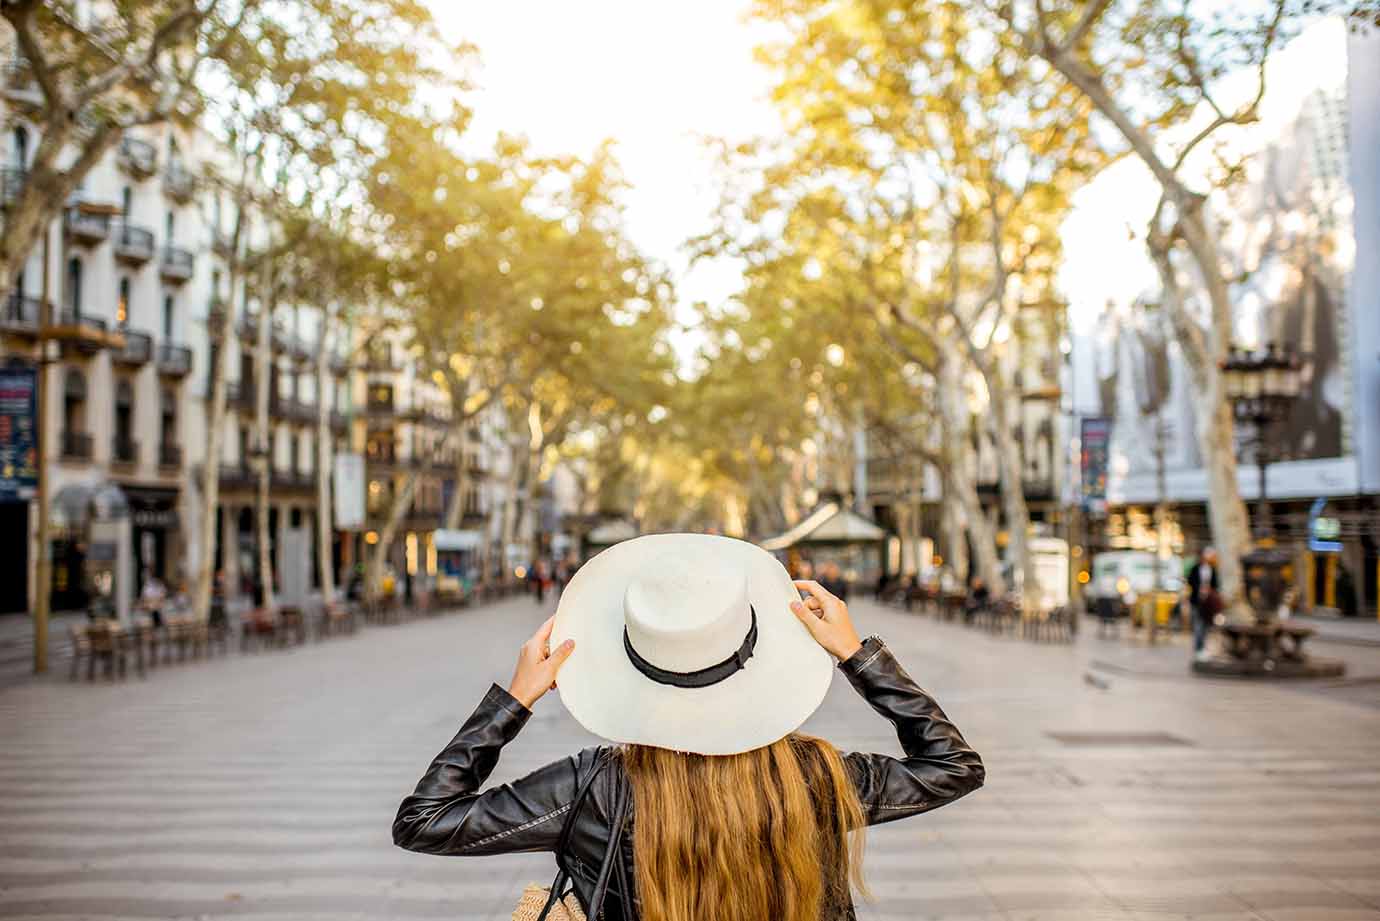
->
[1149, 237, 1251, 609]
[1046, 47, 1252, 613]
[0, 123, 117, 290]
[253, 270, 275, 611]
[315, 305, 335, 602]
[941, 475, 969, 584]
[368, 471, 418, 601]
[938, 351, 1004, 594]
[191, 196, 248, 623]
[499, 433, 525, 562]
[987, 370, 1038, 599]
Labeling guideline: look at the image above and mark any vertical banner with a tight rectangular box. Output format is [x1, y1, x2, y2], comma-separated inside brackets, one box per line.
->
[1079, 416, 1111, 514]
[0, 364, 38, 501]
[333, 453, 365, 530]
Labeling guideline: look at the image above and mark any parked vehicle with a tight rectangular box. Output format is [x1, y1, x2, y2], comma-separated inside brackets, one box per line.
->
[1088, 551, 1183, 617]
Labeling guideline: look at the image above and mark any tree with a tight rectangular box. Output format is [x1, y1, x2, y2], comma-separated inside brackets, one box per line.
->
[694, 0, 1100, 594]
[187, 0, 459, 621]
[985, 0, 1309, 611]
[0, 1, 246, 289]
[361, 128, 675, 594]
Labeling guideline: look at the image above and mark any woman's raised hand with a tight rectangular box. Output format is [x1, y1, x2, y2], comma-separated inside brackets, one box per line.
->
[790, 580, 863, 662]
[508, 615, 575, 709]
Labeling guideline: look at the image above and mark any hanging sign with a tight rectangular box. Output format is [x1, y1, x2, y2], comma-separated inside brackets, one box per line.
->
[0, 364, 38, 501]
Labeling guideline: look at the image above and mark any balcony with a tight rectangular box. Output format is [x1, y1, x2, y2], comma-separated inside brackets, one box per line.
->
[1, 293, 40, 337]
[329, 351, 352, 375]
[112, 329, 152, 366]
[61, 431, 93, 461]
[0, 167, 25, 208]
[62, 206, 112, 245]
[224, 380, 252, 412]
[218, 463, 254, 490]
[156, 343, 192, 377]
[2, 55, 41, 108]
[364, 350, 399, 373]
[330, 410, 350, 433]
[365, 401, 397, 420]
[237, 314, 260, 342]
[211, 226, 235, 258]
[158, 442, 182, 471]
[112, 222, 155, 264]
[52, 310, 110, 352]
[271, 469, 315, 493]
[206, 299, 229, 338]
[164, 161, 195, 202]
[117, 137, 157, 179]
[111, 436, 139, 468]
[159, 246, 194, 283]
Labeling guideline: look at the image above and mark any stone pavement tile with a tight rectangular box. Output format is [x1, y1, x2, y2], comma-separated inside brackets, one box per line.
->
[1000, 908, 1137, 920]
[1322, 875, 1380, 906]
[978, 870, 1123, 914]
[1088, 875, 1257, 915]
[1124, 913, 1266, 921]
[1257, 910, 1380, 921]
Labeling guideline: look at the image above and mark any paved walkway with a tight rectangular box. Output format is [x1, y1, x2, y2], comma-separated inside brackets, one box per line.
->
[1, 597, 1378, 920]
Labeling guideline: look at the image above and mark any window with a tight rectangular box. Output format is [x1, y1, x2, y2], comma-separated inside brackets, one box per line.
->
[114, 380, 133, 447]
[11, 126, 27, 169]
[121, 186, 131, 218]
[162, 294, 174, 339]
[160, 390, 177, 446]
[211, 269, 221, 302]
[64, 258, 82, 316]
[117, 277, 130, 327]
[63, 370, 85, 434]
[165, 209, 174, 242]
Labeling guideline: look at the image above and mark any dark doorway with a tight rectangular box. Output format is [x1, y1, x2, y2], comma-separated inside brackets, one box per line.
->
[0, 502, 29, 613]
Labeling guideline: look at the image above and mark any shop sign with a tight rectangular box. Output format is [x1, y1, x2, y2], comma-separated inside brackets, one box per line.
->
[0, 364, 38, 501]
[1079, 416, 1111, 514]
[334, 453, 365, 529]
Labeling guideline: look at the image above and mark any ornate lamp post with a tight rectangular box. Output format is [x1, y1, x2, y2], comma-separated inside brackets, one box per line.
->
[1202, 342, 1343, 678]
[1220, 342, 1303, 541]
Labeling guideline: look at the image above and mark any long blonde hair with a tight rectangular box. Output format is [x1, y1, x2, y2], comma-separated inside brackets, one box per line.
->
[620, 733, 867, 921]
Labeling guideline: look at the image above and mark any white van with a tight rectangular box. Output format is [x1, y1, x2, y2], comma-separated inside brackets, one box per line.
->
[1089, 551, 1183, 607]
[1027, 537, 1070, 611]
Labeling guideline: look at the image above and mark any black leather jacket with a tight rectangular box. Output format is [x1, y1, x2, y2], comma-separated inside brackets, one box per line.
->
[393, 638, 984, 919]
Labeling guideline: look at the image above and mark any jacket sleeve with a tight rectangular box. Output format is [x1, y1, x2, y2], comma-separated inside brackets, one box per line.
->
[392, 683, 584, 856]
[840, 639, 985, 826]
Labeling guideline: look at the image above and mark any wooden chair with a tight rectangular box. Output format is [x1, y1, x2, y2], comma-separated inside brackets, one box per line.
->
[68, 625, 93, 680]
[240, 607, 279, 652]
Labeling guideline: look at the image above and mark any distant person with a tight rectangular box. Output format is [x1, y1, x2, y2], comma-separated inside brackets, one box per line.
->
[793, 558, 814, 581]
[1188, 547, 1221, 661]
[963, 575, 990, 624]
[819, 560, 849, 602]
[140, 570, 168, 628]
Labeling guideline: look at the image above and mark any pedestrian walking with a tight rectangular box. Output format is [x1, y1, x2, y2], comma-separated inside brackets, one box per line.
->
[393, 533, 984, 921]
[1188, 547, 1221, 661]
[819, 560, 849, 603]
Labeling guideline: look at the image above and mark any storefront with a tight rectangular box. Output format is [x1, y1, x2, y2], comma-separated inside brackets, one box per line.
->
[124, 485, 180, 589]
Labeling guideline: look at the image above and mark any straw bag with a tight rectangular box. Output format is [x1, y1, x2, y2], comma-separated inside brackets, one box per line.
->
[513, 752, 633, 921]
[512, 883, 586, 921]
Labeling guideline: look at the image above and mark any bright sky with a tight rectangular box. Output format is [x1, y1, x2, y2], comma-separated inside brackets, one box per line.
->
[426, 0, 780, 356]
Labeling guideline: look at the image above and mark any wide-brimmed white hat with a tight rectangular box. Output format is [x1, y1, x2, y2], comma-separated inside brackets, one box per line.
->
[551, 533, 833, 756]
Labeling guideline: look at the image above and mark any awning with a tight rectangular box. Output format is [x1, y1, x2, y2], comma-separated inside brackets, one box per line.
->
[586, 519, 638, 546]
[759, 502, 887, 552]
[434, 529, 484, 551]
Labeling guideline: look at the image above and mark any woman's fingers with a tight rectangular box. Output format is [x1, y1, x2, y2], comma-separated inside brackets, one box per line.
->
[529, 615, 556, 652]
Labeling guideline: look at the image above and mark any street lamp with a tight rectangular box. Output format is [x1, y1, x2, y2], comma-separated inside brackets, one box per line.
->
[1220, 342, 1303, 539]
[1195, 343, 1343, 678]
